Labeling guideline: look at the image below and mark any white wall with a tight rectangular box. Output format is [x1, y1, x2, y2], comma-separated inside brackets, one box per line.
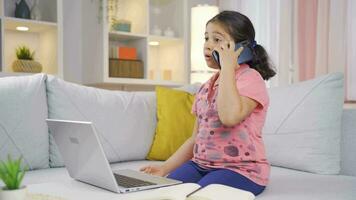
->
[81, 0, 104, 84]
[62, 0, 103, 84]
[347, 0, 356, 100]
[63, 0, 82, 83]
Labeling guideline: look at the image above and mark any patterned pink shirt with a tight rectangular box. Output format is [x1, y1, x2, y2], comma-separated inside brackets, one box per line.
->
[191, 64, 270, 186]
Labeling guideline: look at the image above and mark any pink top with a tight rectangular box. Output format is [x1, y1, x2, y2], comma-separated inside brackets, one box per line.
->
[191, 64, 270, 186]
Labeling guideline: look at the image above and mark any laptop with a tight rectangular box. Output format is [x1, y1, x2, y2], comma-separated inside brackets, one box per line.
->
[46, 119, 181, 193]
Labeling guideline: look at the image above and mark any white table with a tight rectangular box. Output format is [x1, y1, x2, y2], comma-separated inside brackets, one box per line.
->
[27, 180, 158, 200]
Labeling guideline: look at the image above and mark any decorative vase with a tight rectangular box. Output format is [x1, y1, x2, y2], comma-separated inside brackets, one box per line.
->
[30, 0, 41, 20]
[164, 27, 175, 37]
[0, 186, 28, 200]
[12, 59, 43, 73]
[152, 25, 162, 35]
[15, 0, 31, 19]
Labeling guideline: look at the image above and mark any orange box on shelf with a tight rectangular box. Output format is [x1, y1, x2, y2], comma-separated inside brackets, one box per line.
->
[118, 46, 137, 60]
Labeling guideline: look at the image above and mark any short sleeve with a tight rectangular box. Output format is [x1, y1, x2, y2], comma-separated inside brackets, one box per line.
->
[235, 68, 269, 110]
[191, 84, 204, 115]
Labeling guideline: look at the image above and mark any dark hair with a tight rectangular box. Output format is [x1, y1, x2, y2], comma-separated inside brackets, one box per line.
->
[207, 11, 276, 80]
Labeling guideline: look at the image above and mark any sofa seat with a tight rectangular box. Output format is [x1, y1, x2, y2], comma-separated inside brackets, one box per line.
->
[260, 167, 356, 200]
[19, 160, 356, 200]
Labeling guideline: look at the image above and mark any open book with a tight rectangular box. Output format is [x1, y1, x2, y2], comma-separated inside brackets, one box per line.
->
[128, 183, 255, 200]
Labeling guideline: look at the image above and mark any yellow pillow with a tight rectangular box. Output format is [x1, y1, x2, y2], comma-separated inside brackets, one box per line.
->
[146, 86, 196, 161]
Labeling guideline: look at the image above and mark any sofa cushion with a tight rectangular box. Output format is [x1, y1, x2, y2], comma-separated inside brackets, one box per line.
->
[146, 86, 196, 161]
[0, 74, 49, 170]
[263, 73, 344, 174]
[46, 76, 156, 167]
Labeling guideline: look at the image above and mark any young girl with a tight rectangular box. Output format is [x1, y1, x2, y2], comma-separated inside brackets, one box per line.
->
[141, 11, 276, 196]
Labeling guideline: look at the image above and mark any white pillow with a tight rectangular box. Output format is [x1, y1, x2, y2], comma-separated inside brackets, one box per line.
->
[263, 73, 344, 174]
[0, 74, 49, 170]
[46, 76, 157, 167]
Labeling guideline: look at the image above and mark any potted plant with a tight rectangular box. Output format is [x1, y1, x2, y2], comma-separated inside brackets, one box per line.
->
[0, 155, 28, 200]
[12, 45, 42, 73]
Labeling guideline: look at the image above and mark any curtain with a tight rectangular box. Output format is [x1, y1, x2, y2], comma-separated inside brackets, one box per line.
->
[297, 0, 349, 98]
[297, 0, 318, 81]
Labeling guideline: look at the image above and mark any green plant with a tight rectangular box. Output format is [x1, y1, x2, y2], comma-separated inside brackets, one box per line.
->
[15, 46, 35, 60]
[0, 155, 27, 190]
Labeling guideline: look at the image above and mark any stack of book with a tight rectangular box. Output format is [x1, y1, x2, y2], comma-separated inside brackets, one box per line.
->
[109, 46, 137, 60]
[108, 45, 144, 78]
[109, 59, 144, 78]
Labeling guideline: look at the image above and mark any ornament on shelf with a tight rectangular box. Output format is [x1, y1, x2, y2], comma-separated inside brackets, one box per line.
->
[163, 27, 175, 37]
[111, 19, 131, 32]
[15, 0, 31, 19]
[31, 0, 42, 21]
[12, 46, 42, 73]
[152, 25, 162, 36]
[163, 69, 172, 80]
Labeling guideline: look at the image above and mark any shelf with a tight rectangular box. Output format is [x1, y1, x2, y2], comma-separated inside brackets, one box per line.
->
[109, 31, 147, 41]
[94, 0, 188, 89]
[148, 35, 183, 45]
[3, 16, 59, 74]
[104, 77, 183, 86]
[4, 17, 57, 33]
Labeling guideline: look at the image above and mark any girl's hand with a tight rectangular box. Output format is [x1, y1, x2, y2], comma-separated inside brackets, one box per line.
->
[140, 164, 168, 177]
[214, 40, 244, 70]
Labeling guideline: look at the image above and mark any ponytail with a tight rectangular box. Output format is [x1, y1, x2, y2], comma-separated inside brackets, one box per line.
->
[248, 44, 276, 81]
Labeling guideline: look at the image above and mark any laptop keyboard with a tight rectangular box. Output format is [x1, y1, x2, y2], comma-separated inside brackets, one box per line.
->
[114, 173, 157, 188]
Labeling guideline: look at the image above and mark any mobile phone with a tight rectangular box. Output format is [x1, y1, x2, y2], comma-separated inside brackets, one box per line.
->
[212, 40, 254, 68]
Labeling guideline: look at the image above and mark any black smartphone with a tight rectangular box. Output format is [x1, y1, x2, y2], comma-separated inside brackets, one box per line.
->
[212, 40, 254, 68]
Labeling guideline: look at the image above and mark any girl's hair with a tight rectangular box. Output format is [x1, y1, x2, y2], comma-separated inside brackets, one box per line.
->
[207, 11, 276, 80]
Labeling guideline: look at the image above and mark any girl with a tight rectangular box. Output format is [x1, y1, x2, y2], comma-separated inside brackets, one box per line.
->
[140, 11, 276, 196]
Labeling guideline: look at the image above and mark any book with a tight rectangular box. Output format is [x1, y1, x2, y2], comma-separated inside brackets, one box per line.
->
[118, 46, 137, 60]
[127, 183, 255, 200]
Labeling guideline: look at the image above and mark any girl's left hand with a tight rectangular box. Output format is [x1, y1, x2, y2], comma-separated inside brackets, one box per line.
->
[214, 40, 244, 70]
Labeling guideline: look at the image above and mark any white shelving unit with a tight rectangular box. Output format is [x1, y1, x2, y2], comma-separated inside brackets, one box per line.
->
[0, 0, 62, 77]
[92, 0, 189, 87]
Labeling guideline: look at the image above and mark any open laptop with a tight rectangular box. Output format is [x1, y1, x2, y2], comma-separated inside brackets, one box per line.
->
[46, 119, 181, 193]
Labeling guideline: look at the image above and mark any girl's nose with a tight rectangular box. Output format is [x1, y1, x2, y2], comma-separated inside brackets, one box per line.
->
[204, 43, 213, 51]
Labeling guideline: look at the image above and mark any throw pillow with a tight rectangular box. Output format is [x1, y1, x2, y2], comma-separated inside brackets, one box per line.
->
[263, 72, 344, 174]
[46, 75, 157, 167]
[0, 74, 49, 170]
[147, 86, 196, 161]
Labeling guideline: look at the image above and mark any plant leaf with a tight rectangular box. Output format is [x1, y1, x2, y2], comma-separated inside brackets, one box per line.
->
[0, 155, 25, 189]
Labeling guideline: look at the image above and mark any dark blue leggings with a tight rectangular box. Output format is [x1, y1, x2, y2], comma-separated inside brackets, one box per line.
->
[167, 160, 266, 196]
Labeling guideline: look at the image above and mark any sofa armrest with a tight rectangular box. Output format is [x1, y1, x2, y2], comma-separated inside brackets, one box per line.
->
[340, 108, 356, 176]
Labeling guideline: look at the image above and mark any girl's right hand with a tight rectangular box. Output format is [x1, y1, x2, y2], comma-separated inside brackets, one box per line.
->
[139, 164, 168, 177]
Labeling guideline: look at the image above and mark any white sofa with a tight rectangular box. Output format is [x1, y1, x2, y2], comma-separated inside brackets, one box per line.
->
[0, 73, 355, 200]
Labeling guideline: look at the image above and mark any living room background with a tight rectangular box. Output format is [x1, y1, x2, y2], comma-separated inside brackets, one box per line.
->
[64, 0, 356, 101]
[0, 0, 355, 101]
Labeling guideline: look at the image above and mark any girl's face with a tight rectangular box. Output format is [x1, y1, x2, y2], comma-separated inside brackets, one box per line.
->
[204, 22, 233, 69]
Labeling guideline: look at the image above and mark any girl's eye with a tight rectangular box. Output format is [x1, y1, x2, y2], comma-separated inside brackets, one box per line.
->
[214, 38, 221, 42]
[204, 37, 208, 41]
